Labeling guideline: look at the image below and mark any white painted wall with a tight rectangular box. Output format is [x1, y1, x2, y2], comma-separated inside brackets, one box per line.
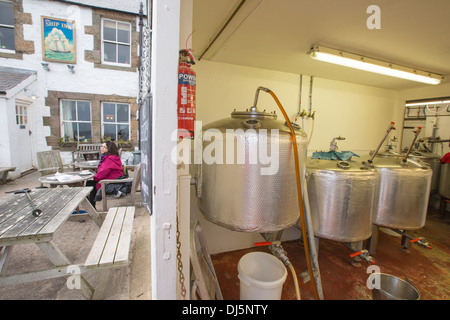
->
[195, 60, 399, 156]
[0, 0, 140, 174]
[0, 99, 11, 167]
[19, 0, 138, 97]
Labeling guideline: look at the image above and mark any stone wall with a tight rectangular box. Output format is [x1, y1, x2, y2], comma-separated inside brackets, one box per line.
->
[44, 90, 138, 151]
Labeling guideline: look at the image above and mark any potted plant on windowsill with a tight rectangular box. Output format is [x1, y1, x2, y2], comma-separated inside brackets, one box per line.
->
[78, 138, 93, 144]
[58, 137, 77, 147]
[118, 139, 133, 150]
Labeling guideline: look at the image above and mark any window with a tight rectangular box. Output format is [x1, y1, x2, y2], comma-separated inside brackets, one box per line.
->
[60, 100, 92, 142]
[0, 1, 15, 52]
[102, 102, 130, 141]
[15, 104, 27, 125]
[102, 19, 131, 66]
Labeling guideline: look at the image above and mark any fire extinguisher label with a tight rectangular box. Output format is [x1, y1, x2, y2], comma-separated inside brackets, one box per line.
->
[178, 73, 196, 86]
[178, 66, 196, 138]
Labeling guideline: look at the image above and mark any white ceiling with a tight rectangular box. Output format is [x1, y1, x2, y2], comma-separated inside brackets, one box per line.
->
[192, 0, 450, 90]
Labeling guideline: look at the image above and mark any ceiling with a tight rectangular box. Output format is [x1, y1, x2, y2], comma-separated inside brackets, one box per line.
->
[192, 0, 450, 90]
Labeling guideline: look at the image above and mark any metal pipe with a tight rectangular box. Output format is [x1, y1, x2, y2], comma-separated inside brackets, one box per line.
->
[252, 86, 270, 109]
[403, 127, 422, 163]
[343, 243, 376, 265]
[309, 76, 313, 115]
[367, 122, 396, 165]
[298, 74, 303, 114]
[391, 229, 432, 249]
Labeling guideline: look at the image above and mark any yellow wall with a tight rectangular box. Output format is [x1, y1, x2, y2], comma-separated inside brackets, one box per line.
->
[195, 59, 400, 156]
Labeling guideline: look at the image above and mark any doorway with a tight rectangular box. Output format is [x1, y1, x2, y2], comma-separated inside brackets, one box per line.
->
[13, 100, 34, 173]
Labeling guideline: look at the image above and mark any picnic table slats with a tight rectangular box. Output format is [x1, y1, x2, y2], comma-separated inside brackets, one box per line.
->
[0, 188, 92, 242]
[0, 190, 54, 239]
[0, 188, 76, 240]
[28, 188, 91, 236]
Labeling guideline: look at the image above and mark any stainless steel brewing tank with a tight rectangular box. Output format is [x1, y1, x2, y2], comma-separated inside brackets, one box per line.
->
[372, 150, 440, 194]
[439, 163, 450, 199]
[197, 109, 308, 232]
[409, 151, 441, 194]
[306, 158, 377, 242]
[365, 155, 432, 230]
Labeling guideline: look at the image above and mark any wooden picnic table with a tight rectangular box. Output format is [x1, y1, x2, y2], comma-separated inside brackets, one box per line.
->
[0, 187, 103, 298]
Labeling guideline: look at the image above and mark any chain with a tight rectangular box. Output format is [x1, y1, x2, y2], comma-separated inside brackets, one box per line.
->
[176, 215, 187, 299]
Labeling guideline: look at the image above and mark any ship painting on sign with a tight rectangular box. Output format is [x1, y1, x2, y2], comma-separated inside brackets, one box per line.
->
[45, 29, 72, 53]
[41, 17, 76, 63]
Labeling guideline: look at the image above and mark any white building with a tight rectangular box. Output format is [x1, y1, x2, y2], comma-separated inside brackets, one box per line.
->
[0, 0, 145, 178]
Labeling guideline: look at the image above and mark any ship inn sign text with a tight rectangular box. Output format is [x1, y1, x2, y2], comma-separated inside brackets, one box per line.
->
[41, 16, 76, 63]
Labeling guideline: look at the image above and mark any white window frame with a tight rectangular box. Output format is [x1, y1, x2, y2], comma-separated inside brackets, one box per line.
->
[0, 0, 15, 53]
[60, 99, 93, 142]
[15, 103, 28, 126]
[101, 18, 131, 67]
[101, 102, 131, 141]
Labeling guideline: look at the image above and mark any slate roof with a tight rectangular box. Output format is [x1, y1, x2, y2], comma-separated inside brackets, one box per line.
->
[0, 67, 36, 94]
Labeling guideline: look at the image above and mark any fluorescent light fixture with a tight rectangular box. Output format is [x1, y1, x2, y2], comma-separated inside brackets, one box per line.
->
[406, 100, 450, 106]
[308, 45, 443, 85]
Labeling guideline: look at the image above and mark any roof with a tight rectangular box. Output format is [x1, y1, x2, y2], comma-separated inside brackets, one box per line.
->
[0, 67, 37, 95]
[54, 0, 146, 15]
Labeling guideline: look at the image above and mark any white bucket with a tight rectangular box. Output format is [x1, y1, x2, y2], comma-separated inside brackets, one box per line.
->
[238, 251, 287, 300]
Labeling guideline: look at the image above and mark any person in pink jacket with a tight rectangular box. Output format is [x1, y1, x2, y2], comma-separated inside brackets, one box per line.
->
[86, 141, 123, 208]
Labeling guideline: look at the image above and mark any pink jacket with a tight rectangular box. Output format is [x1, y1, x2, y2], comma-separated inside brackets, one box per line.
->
[94, 154, 123, 190]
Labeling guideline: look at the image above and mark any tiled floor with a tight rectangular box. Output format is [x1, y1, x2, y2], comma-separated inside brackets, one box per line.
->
[211, 209, 450, 300]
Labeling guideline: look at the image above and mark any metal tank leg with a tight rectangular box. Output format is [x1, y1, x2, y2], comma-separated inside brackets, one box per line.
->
[367, 225, 379, 255]
[400, 230, 411, 250]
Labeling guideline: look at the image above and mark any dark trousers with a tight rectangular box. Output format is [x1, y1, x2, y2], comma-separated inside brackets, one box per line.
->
[85, 180, 98, 207]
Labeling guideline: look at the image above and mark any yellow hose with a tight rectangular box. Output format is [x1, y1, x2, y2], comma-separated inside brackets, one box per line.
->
[288, 263, 301, 300]
[266, 89, 321, 300]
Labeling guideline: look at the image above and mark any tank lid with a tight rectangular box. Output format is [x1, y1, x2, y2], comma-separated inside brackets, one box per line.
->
[231, 106, 277, 119]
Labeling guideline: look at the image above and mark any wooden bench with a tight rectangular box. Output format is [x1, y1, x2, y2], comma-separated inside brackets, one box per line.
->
[85, 206, 135, 269]
[0, 167, 15, 184]
[72, 143, 102, 162]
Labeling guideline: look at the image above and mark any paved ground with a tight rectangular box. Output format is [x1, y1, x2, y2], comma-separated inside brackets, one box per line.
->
[0, 170, 152, 300]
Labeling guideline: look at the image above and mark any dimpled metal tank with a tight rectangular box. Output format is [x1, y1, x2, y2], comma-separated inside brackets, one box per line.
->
[364, 155, 432, 230]
[439, 163, 450, 199]
[197, 108, 308, 232]
[409, 151, 441, 194]
[306, 158, 377, 242]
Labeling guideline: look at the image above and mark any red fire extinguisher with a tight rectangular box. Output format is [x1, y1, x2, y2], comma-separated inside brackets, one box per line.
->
[177, 49, 196, 139]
